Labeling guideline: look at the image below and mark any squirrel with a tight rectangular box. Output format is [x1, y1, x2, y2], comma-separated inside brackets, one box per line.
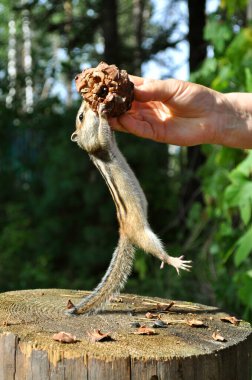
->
[68, 101, 191, 315]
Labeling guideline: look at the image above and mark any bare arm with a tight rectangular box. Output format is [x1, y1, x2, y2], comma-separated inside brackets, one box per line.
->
[221, 92, 252, 148]
[109, 76, 252, 149]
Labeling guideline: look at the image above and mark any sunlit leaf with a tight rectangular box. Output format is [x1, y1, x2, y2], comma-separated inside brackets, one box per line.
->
[245, 68, 252, 92]
[237, 272, 252, 308]
[225, 151, 252, 225]
[212, 331, 226, 342]
[234, 226, 252, 266]
[240, 202, 251, 226]
[204, 16, 233, 53]
[221, 0, 248, 17]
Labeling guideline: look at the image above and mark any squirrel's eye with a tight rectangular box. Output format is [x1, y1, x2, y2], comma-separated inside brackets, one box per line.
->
[79, 112, 84, 121]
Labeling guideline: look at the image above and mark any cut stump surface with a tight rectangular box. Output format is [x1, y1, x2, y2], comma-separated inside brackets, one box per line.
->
[0, 289, 251, 379]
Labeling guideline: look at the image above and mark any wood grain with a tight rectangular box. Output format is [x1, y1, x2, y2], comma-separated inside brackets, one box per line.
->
[0, 289, 251, 379]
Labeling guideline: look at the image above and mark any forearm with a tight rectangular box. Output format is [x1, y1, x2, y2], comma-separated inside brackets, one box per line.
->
[215, 92, 252, 149]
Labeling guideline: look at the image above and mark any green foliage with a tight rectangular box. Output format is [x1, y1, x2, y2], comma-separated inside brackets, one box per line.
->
[223, 153, 252, 269]
[225, 151, 252, 226]
[204, 15, 233, 54]
[220, 0, 248, 16]
[191, 2, 252, 319]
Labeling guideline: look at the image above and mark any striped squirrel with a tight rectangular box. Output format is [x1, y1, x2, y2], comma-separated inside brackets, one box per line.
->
[68, 101, 191, 315]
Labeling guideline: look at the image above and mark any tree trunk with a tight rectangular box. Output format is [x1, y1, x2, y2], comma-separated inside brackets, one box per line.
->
[64, 0, 74, 106]
[0, 289, 251, 379]
[132, 0, 145, 75]
[101, 0, 120, 65]
[188, 0, 207, 71]
[182, 0, 207, 220]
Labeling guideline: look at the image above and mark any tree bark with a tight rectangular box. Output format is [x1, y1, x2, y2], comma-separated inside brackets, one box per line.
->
[182, 0, 207, 220]
[64, 0, 74, 106]
[188, 0, 207, 71]
[0, 289, 251, 379]
[132, 0, 145, 75]
[100, 0, 120, 65]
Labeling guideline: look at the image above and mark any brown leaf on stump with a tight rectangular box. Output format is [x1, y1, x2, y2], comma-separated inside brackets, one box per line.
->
[66, 299, 75, 309]
[75, 61, 134, 117]
[134, 325, 157, 335]
[52, 332, 77, 343]
[187, 319, 208, 328]
[220, 316, 241, 326]
[88, 329, 113, 343]
[145, 312, 159, 319]
[212, 331, 226, 342]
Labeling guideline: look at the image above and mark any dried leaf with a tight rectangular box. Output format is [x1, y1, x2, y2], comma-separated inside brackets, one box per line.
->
[220, 316, 241, 325]
[52, 332, 77, 343]
[134, 325, 157, 335]
[88, 329, 113, 343]
[212, 331, 226, 342]
[187, 319, 207, 328]
[66, 299, 75, 309]
[145, 312, 159, 319]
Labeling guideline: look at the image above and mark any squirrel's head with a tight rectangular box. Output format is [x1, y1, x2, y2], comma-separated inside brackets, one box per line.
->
[71, 101, 108, 154]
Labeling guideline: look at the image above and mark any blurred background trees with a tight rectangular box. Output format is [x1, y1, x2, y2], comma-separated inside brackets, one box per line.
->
[0, 0, 251, 320]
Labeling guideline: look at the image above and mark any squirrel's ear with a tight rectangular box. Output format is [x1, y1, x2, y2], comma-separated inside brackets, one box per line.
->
[71, 132, 78, 142]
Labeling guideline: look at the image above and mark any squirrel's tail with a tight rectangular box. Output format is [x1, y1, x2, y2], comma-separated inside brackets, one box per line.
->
[66, 236, 135, 315]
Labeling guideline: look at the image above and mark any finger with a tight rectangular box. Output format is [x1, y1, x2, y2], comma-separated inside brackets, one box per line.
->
[134, 78, 186, 103]
[129, 75, 145, 86]
[118, 113, 157, 141]
[108, 117, 130, 134]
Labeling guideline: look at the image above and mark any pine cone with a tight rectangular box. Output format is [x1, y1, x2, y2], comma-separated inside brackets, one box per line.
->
[75, 62, 134, 117]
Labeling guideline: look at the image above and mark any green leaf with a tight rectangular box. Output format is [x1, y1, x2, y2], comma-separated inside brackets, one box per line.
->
[225, 181, 252, 224]
[240, 201, 251, 225]
[245, 68, 252, 92]
[204, 16, 233, 53]
[222, 243, 236, 264]
[226, 28, 252, 63]
[221, 0, 248, 18]
[234, 225, 252, 266]
[225, 151, 252, 225]
[237, 271, 252, 309]
[229, 151, 252, 180]
[247, 270, 252, 278]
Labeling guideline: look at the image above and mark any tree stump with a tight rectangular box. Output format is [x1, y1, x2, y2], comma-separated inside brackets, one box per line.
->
[0, 289, 251, 380]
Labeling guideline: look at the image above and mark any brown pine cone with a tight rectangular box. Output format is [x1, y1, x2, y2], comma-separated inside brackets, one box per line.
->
[74, 62, 134, 117]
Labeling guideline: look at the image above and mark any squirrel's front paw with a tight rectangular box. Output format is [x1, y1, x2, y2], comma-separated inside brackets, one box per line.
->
[162, 255, 192, 275]
[98, 103, 107, 115]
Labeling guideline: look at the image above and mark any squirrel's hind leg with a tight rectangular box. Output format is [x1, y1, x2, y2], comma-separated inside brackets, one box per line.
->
[137, 227, 192, 274]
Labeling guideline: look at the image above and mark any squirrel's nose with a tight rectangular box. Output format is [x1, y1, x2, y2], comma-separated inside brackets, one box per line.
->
[71, 132, 78, 142]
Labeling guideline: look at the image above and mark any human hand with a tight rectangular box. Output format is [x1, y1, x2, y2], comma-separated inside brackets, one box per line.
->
[109, 75, 234, 146]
